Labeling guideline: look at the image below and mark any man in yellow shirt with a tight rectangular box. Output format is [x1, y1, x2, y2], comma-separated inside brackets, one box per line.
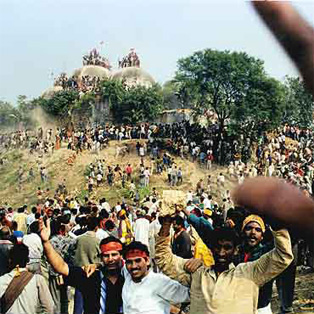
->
[156, 215, 293, 314]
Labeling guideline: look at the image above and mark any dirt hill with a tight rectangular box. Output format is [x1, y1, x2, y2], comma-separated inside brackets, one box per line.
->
[0, 140, 236, 207]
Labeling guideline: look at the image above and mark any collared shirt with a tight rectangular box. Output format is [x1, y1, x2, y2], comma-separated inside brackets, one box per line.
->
[49, 234, 76, 276]
[122, 270, 190, 314]
[155, 229, 293, 314]
[0, 269, 54, 314]
[100, 271, 124, 314]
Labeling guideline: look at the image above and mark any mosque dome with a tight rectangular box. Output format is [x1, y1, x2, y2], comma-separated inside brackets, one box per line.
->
[73, 65, 111, 81]
[41, 86, 63, 99]
[111, 67, 155, 88]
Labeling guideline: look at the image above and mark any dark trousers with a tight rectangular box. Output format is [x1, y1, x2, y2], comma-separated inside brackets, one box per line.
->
[73, 289, 84, 314]
[276, 262, 296, 313]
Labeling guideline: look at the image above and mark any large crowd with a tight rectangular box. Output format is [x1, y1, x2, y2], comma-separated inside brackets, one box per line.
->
[1, 121, 314, 196]
[0, 119, 313, 314]
[0, 173, 305, 314]
[1, 1, 314, 313]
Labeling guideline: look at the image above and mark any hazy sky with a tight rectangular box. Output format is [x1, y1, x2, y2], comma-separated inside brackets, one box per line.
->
[1, 0, 313, 104]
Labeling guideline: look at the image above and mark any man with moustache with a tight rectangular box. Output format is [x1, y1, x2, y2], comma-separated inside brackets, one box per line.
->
[182, 212, 276, 313]
[238, 215, 275, 314]
[156, 213, 293, 314]
[39, 218, 124, 314]
[122, 241, 190, 314]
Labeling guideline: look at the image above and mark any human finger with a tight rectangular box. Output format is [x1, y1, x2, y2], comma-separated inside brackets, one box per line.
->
[232, 177, 314, 241]
[251, 1, 314, 96]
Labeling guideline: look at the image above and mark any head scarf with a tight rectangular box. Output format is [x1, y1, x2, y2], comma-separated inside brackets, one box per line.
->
[203, 209, 212, 217]
[100, 242, 123, 254]
[242, 214, 265, 233]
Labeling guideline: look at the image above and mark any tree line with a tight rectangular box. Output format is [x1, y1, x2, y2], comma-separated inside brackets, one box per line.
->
[0, 49, 312, 138]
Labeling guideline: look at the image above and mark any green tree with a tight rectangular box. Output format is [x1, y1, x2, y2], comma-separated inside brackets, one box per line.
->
[116, 84, 164, 124]
[231, 77, 286, 140]
[0, 101, 18, 128]
[100, 79, 125, 110]
[175, 49, 285, 139]
[162, 80, 182, 109]
[101, 80, 164, 124]
[283, 76, 314, 127]
[39, 90, 79, 119]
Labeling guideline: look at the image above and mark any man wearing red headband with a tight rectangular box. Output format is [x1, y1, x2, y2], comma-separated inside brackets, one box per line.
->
[38, 218, 124, 314]
[122, 241, 190, 314]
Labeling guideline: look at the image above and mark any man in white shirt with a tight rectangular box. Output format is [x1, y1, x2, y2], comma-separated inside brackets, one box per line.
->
[148, 198, 159, 216]
[99, 198, 111, 212]
[217, 173, 225, 188]
[203, 196, 212, 210]
[143, 167, 150, 187]
[26, 207, 37, 228]
[133, 211, 150, 247]
[186, 190, 193, 203]
[23, 221, 43, 274]
[122, 241, 190, 314]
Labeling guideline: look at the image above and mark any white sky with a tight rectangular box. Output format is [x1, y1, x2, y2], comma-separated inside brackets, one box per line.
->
[0, 0, 313, 104]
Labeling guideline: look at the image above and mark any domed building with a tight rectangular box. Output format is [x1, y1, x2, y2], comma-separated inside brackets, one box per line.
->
[112, 48, 155, 88]
[111, 67, 155, 88]
[41, 85, 63, 100]
[73, 65, 111, 81]
[40, 48, 156, 123]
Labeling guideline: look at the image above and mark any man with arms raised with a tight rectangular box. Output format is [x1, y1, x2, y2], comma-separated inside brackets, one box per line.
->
[39, 218, 124, 314]
[156, 212, 293, 314]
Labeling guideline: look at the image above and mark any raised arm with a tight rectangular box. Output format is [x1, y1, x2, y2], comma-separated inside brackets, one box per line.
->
[39, 218, 69, 276]
[242, 228, 293, 287]
[184, 210, 213, 246]
[252, 1, 314, 96]
[155, 216, 191, 287]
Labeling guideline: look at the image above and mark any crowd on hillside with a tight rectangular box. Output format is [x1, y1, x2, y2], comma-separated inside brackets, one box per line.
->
[2, 1, 314, 313]
[1, 122, 314, 196]
[0, 122, 314, 314]
[1, 121, 314, 314]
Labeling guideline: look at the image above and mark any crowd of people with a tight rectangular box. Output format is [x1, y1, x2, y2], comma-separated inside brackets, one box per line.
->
[119, 48, 141, 68]
[53, 72, 101, 94]
[82, 48, 111, 70]
[1, 1, 314, 313]
[2, 121, 314, 199]
[0, 121, 313, 313]
[0, 170, 309, 314]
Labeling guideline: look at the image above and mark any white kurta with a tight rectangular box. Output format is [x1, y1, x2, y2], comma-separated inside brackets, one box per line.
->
[122, 270, 190, 314]
[134, 218, 150, 247]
